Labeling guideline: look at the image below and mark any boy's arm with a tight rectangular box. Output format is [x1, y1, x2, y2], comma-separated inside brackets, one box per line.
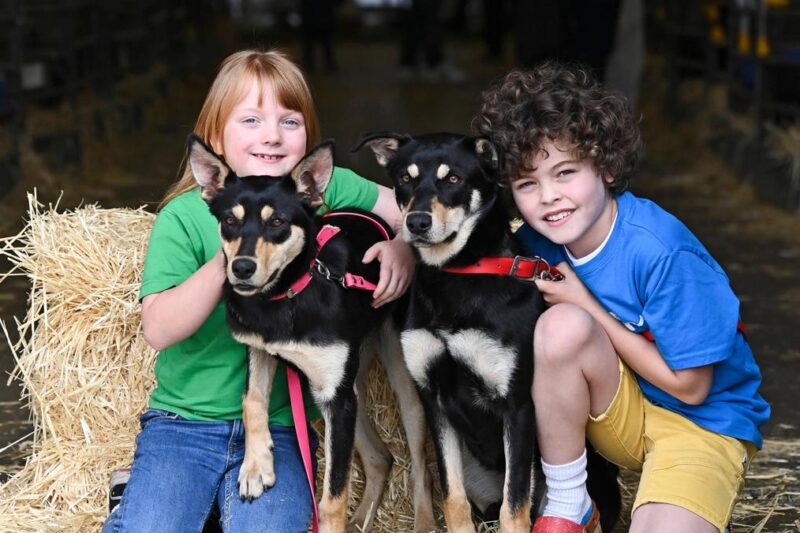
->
[580, 300, 713, 405]
[535, 262, 714, 405]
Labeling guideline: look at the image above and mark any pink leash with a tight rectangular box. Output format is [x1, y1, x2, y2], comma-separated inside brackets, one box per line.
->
[284, 211, 392, 532]
[288, 366, 319, 533]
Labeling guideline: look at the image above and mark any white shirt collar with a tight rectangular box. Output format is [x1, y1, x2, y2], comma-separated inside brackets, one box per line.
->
[565, 210, 618, 266]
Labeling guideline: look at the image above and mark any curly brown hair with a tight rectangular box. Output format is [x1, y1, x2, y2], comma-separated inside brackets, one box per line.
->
[473, 62, 642, 194]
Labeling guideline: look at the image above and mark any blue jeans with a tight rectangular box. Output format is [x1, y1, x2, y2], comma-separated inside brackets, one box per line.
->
[102, 409, 318, 533]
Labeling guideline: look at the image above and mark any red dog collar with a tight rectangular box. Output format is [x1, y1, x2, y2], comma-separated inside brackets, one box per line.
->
[442, 255, 564, 282]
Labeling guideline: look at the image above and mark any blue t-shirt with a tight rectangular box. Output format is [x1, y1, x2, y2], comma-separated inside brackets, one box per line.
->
[516, 191, 770, 448]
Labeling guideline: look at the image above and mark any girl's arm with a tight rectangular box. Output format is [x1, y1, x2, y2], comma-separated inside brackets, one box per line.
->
[141, 250, 227, 351]
[371, 185, 403, 231]
[363, 185, 415, 308]
[535, 262, 714, 405]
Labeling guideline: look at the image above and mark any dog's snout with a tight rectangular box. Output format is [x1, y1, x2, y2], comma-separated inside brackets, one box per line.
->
[231, 258, 257, 280]
[406, 213, 432, 235]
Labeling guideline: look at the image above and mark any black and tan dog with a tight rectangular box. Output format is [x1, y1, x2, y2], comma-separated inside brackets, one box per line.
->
[188, 135, 434, 533]
[356, 132, 620, 533]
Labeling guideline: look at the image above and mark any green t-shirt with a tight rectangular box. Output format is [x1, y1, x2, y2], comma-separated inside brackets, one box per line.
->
[139, 167, 379, 424]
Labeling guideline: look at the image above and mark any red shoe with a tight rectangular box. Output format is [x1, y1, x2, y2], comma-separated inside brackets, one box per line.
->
[531, 502, 601, 533]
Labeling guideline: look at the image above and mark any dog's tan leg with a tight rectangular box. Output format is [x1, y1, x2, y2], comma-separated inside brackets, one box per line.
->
[377, 321, 436, 533]
[499, 501, 532, 533]
[319, 404, 352, 533]
[438, 424, 477, 533]
[348, 343, 393, 533]
[239, 348, 278, 499]
[498, 413, 535, 533]
[319, 492, 349, 533]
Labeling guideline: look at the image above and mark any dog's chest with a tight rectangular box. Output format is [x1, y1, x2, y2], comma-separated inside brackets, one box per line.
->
[233, 331, 348, 404]
[401, 327, 517, 398]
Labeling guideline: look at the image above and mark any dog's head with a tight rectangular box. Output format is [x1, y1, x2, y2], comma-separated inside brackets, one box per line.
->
[355, 132, 500, 266]
[188, 134, 334, 296]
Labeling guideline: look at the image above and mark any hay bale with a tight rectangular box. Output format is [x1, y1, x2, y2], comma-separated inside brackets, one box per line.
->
[0, 193, 157, 532]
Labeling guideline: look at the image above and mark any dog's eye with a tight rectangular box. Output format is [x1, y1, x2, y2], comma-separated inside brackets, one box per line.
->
[270, 218, 284, 227]
[224, 216, 237, 226]
[448, 175, 461, 184]
[400, 175, 411, 183]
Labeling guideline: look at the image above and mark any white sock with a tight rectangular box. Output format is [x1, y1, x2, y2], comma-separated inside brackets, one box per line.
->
[541, 449, 593, 524]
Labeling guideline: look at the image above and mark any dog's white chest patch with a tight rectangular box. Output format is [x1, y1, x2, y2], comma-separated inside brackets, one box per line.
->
[400, 329, 445, 388]
[233, 332, 348, 403]
[441, 329, 517, 398]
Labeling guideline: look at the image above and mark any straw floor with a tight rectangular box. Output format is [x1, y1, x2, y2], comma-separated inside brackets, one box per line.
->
[0, 195, 795, 532]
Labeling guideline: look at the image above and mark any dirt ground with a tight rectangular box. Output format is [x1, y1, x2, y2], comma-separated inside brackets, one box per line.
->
[1, 36, 798, 532]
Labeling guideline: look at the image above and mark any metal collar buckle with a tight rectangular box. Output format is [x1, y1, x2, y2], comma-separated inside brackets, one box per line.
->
[314, 259, 346, 287]
[314, 259, 331, 279]
[509, 255, 564, 282]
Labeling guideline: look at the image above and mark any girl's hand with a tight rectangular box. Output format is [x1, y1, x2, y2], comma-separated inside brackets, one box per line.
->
[362, 236, 415, 308]
[533, 261, 596, 309]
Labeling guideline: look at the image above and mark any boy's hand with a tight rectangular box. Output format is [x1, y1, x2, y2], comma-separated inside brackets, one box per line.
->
[362, 237, 415, 308]
[534, 261, 595, 309]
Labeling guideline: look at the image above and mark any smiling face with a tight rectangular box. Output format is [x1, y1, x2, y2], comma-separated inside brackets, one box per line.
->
[510, 139, 616, 259]
[219, 80, 308, 179]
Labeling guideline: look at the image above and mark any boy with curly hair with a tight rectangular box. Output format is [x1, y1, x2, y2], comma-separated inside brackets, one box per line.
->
[474, 63, 770, 533]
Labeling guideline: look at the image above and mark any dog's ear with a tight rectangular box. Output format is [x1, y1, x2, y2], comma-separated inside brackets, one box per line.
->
[187, 134, 233, 202]
[290, 140, 335, 208]
[352, 131, 411, 167]
[474, 138, 500, 171]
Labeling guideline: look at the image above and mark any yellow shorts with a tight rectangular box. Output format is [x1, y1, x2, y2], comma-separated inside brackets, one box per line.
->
[586, 360, 757, 532]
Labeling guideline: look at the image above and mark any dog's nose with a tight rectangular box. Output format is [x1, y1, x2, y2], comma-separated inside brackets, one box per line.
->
[406, 213, 432, 235]
[231, 258, 257, 280]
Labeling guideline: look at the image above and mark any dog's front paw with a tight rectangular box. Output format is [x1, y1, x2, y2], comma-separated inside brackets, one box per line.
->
[238, 442, 276, 500]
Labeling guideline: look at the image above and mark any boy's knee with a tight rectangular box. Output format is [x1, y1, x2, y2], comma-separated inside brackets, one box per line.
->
[534, 303, 597, 365]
